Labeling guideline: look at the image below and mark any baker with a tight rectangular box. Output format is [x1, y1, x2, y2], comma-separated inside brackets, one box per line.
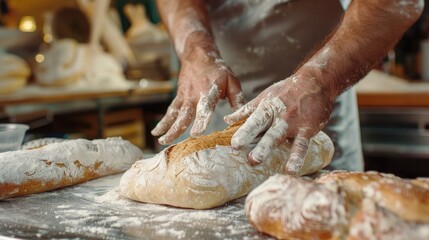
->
[151, 0, 423, 173]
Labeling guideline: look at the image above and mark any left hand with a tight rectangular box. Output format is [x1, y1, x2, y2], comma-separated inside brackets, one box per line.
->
[224, 71, 335, 175]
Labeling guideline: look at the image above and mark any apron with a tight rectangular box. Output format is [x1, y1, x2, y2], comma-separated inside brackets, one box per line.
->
[176, 0, 364, 171]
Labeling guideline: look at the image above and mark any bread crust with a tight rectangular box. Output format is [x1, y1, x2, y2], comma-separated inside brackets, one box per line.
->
[245, 174, 348, 240]
[315, 171, 429, 222]
[245, 171, 429, 240]
[120, 122, 334, 209]
[348, 199, 429, 240]
[0, 138, 142, 200]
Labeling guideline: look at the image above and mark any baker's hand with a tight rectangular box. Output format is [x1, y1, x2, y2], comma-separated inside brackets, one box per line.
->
[224, 72, 335, 175]
[151, 45, 245, 145]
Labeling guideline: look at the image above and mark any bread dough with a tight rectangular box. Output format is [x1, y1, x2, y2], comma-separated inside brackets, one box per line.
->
[120, 122, 334, 209]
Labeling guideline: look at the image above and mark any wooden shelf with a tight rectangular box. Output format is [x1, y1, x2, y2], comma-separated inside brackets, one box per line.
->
[0, 80, 173, 107]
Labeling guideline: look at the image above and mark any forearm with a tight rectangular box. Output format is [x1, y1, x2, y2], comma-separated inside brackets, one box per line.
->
[299, 0, 424, 101]
[156, 0, 218, 59]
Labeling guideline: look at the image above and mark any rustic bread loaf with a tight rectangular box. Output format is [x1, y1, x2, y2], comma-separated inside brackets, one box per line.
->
[245, 171, 429, 240]
[120, 121, 334, 209]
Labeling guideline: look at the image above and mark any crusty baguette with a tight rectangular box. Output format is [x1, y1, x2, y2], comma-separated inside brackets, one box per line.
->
[348, 199, 429, 240]
[245, 171, 429, 240]
[0, 137, 142, 200]
[245, 174, 348, 240]
[120, 121, 334, 209]
[315, 171, 429, 222]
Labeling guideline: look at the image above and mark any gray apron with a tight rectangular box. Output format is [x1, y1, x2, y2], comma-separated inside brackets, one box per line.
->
[177, 0, 364, 171]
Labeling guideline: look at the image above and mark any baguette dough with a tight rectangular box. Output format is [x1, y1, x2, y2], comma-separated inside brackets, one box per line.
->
[120, 122, 334, 209]
[0, 137, 142, 200]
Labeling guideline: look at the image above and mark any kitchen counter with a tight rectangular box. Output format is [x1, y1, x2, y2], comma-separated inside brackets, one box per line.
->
[0, 174, 270, 240]
[356, 70, 429, 107]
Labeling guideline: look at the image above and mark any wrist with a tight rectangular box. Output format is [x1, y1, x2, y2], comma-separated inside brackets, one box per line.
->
[293, 66, 340, 103]
[181, 31, 220, 61]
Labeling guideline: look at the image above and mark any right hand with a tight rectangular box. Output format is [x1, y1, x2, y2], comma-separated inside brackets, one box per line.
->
[151, 34, 245, 145]
[224, 70, 335, 175]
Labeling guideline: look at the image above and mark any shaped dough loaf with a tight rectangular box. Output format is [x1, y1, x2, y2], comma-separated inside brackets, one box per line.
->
[120, 122, 334, 209]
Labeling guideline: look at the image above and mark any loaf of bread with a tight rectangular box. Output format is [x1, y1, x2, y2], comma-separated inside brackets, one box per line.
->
[348, 198, 429, 240]
[315, 171, 429, 222]
[0, 53, 30, 94]
[245, 174, 349, 239]
[0, 137, 142, 200]
[245, 171, 429, 240]
[120, 121, 334, 209]
[34, 39, 85, 86]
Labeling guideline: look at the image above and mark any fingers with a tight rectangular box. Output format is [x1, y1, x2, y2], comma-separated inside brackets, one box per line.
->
[151, 98, 181, 136]
[223, 100, 257, 125]
[248, 118, 289, 165]
[231, 102, 273, 148]
[285, 129, 311, 175]
[231, 97, 286, 149]
[191, 84, 220, 137]
[158, 105, 195, 145]
[226, 77, 246, 111]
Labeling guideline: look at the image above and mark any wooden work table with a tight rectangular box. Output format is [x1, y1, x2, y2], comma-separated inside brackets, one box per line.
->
[356, 70, 429, 108]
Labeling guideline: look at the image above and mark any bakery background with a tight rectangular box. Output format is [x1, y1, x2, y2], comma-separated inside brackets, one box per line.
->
[2, 0, 429, 178]
[0, 0, 175, 154]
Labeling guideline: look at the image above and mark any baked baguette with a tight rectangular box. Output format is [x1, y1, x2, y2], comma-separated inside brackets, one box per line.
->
[348, 198, 429, 240]
[315, 171, 429, 222]
[0, 137, 142, 200]
[245, 171, 429, 240]
[120, 121, 334, 209]
[245, 174, 349, 240]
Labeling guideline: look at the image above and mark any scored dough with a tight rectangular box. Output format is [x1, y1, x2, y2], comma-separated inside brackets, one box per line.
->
[120, 122, 334, 209]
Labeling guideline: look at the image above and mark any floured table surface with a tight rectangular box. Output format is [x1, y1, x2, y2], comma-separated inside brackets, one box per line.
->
[0, 174, 272, 240]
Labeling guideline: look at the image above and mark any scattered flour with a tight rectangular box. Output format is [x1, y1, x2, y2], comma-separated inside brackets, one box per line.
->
[0, 174, 265, 239]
